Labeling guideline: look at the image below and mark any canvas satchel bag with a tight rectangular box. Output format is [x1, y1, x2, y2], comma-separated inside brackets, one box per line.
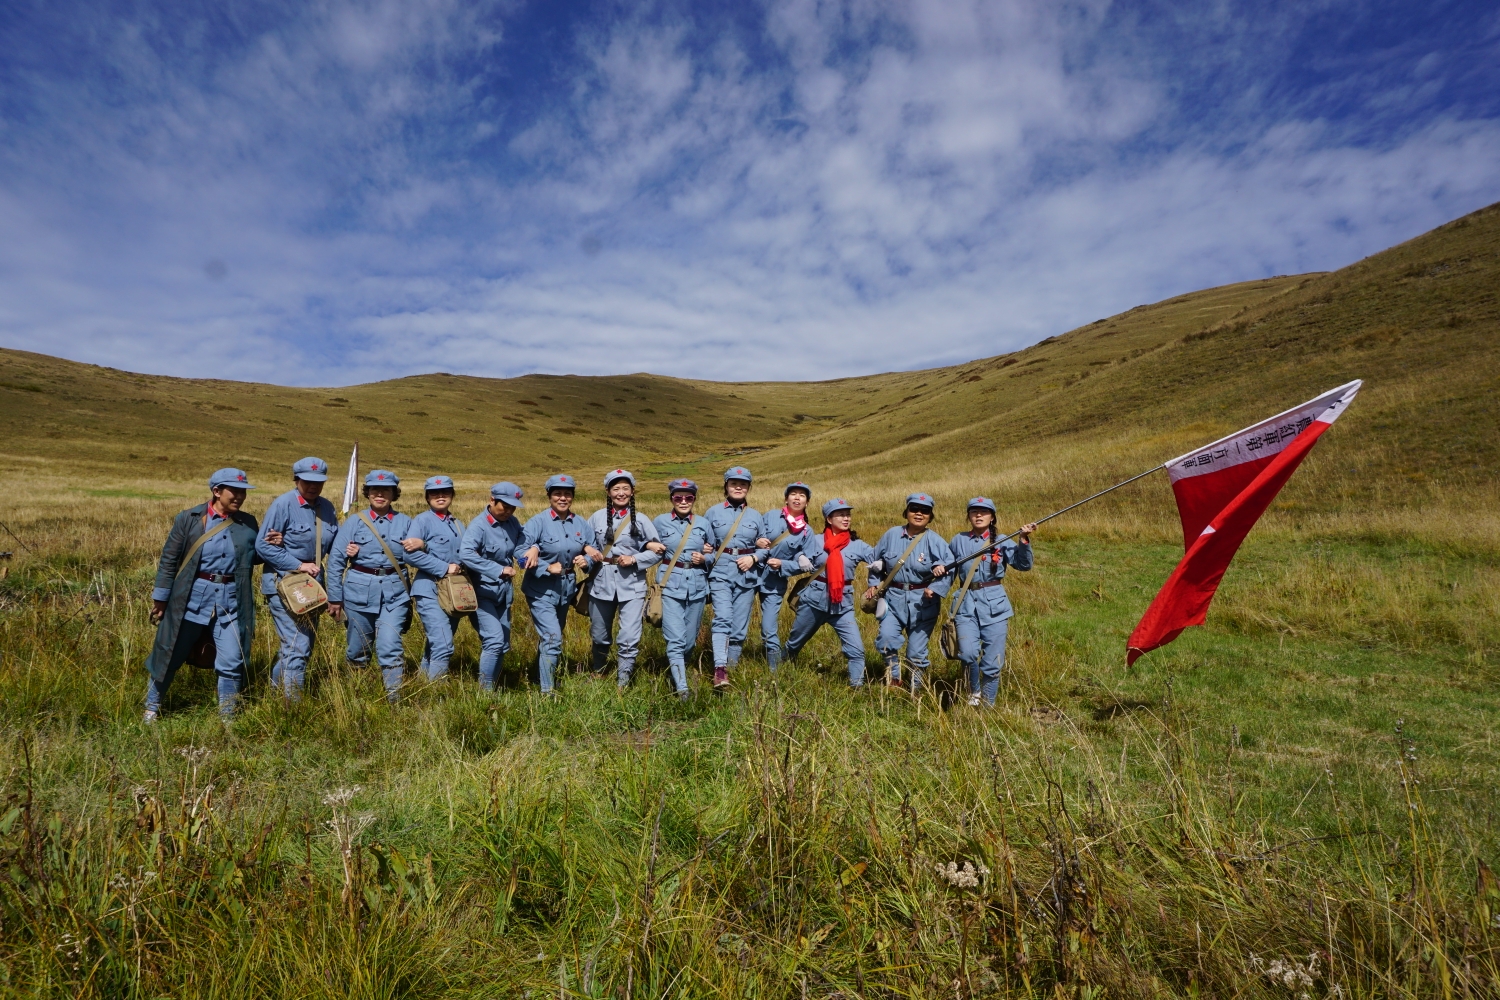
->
[574, 512, 635, 614]
[276, 514, 328, 617]
[939, 547, 985, 661]
[860, 533, 923, 615]
[646, 516, 698, 628]
[437, 572, 479, 614]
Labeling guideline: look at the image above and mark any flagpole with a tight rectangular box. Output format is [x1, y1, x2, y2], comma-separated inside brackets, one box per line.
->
[947, 464, 1165, 573]
[341, 442, 359, 516]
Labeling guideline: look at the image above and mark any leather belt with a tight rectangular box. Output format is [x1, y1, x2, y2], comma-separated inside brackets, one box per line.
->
[973, 579, 1007, 590]
[351, 565, 399, 576]
[673, 560, 704, 569]
[726, 547, 758, 555]
[888, 581, 933, 590]
[196, 572, 234, 583]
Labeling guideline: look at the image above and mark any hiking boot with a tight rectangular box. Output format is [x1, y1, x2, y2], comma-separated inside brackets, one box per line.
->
[713, 667, 730, 690]
[142, 709, 159, 725]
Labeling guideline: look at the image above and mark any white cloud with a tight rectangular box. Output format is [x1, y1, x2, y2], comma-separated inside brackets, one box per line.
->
[0, 0, 1497, 386]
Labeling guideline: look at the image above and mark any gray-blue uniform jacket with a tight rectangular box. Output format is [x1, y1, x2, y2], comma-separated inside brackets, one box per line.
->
[460, 510, 524, 602]
[652, 511, 713, 601]
[326, 509, 414, 610]
[520, 509, 595, 598]
[704, 501, 766, 588]
[586, 509, 661, 601]
[756, 509, 816, 595]
[946, 530, 1032, 623]
[255, 489, 339, 595]
[868, 526, 954, 597]
[796, 532, 877, 614]
[405, 510, 466, 598]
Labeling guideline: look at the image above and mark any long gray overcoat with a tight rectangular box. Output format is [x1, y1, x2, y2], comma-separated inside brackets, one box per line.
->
[145, 502, 262, 682]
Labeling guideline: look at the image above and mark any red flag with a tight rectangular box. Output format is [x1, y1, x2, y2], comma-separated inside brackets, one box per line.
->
[1127, 381, 1361, 664]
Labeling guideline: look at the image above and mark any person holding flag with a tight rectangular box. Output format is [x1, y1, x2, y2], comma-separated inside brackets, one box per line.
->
[946, 498, 1036, 707]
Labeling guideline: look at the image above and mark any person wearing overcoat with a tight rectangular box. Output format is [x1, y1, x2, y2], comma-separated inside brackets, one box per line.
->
[144, 467, 264, 722]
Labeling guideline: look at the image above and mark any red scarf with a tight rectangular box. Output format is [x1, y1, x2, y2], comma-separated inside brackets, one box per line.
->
[823, 528, 851, 603]
[782, 506, 808, 534]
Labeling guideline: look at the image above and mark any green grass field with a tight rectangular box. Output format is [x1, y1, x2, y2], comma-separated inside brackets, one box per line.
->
[0, 203, 1496, 997]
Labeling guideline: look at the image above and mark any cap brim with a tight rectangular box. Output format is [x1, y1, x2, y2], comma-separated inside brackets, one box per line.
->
[296, 473, 329, 482]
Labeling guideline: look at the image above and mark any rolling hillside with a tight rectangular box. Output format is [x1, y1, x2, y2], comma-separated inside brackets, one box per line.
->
[0, 200, 1495, 534]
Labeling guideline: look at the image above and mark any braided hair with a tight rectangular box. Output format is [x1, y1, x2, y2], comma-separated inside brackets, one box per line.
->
[605, 482, 643, 544]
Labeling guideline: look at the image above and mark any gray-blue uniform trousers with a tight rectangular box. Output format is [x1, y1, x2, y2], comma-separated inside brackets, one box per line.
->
[785, 533, 877, 686]
[652, 511, 714, 693]
[947, 530, 1032, 704]
[460, 510, 523, 691]
[520, 509, 595, 692]
[869, 526, 953, 684]
[754, 509, 815, 671]
[255, 490, 338, 698]
[703, 501, 766, 668]
[585, 509, 661, 685]
[405, 509, 470, 680]
[326, 509, 414, 697]
[147, 506, 261, 715]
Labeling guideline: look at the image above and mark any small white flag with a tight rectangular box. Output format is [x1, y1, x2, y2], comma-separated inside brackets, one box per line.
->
[340, 442, 359, 515]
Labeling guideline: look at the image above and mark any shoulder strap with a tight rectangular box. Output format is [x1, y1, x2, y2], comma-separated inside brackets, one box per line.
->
[946, 536, 986, 612]
[174, 514, 234, 578]
[710, 508, 749, 567]
[656, 516, 698, 590]
[874, 533, 925, 597]
[599, 513, 634, 562]
[357, 511, 410, 592]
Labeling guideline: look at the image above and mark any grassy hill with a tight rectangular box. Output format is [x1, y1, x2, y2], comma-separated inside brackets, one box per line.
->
[0, 203, 1497, 998]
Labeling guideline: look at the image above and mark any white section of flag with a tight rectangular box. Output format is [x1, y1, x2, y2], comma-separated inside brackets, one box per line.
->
[1165, 380, 1362, 483]
[340, 442, 359, 515]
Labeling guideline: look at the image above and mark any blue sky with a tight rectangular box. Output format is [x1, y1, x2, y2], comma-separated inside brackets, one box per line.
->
[2, 0, 1497, 385]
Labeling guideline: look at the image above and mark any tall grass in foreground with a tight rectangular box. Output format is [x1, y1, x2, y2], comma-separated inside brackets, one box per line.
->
[2, 549, 1497, 998]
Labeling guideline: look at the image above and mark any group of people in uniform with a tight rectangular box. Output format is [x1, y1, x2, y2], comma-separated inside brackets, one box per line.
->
[143, 459, 1037, 722]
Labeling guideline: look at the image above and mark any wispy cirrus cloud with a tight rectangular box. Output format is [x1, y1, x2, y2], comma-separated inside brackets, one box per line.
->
[0, 0, 1497, 385]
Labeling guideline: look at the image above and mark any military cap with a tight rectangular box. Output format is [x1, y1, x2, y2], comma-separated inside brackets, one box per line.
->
[490, 482, 525, 507]
[364, 469, 399, 487]
[966, 496, 997, 513]
[822, 498, 853, 517]
[424, 475, 456, 491]
[209, 468, 255, 490]
[544, 473, 577, 492]
[724, 466, 753, 483]
[905, 492, 936, 510]
[784, 481, 812, 498]
[668, 478, 698, 495]
[603, 468, 636, 488]
[292, 456, 329, 482]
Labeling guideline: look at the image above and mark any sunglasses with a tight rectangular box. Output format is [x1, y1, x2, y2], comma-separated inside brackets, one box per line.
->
[671, 493, 696, 502]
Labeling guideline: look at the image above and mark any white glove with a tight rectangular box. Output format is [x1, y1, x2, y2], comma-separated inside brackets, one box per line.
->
[869, 559, 884, 572]
[797, 554, 813, 572]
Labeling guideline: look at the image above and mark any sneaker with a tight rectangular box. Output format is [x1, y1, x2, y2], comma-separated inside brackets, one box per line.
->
[676, 689, 691, 702]
[967, 693, 982, 708]
[713, 667, 729, 690]
[142, 709, 159, 724]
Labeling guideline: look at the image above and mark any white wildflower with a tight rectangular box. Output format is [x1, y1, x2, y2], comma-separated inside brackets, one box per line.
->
[934, 860, 988, 890]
